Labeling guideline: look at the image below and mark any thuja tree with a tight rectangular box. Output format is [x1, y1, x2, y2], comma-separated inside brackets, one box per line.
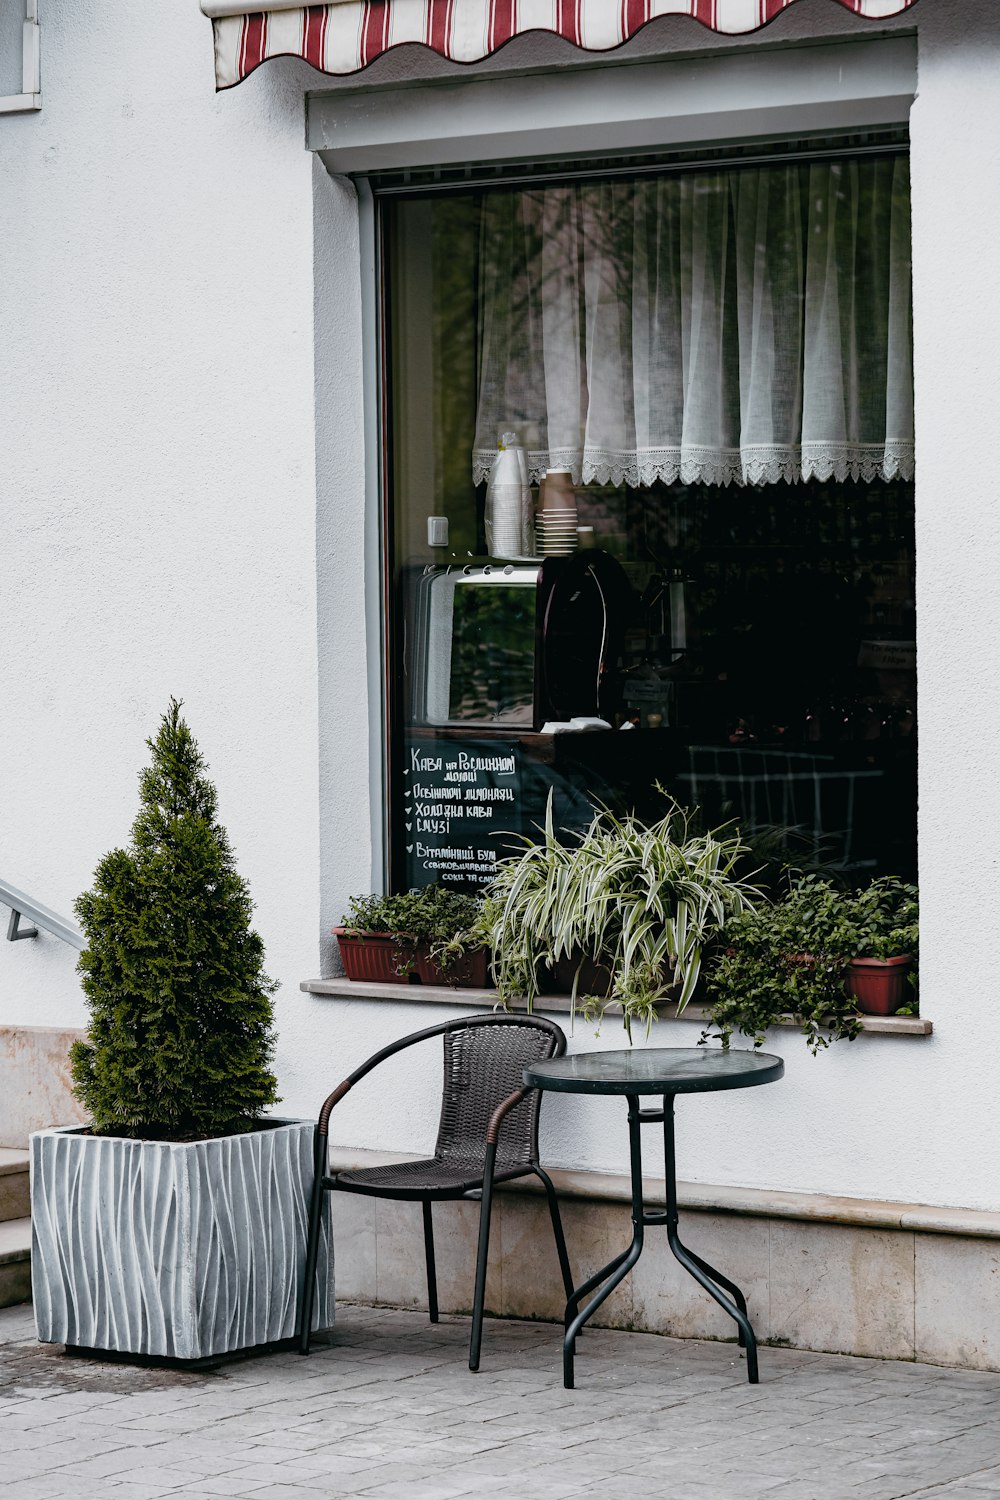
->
[71, 700, 279, 1138]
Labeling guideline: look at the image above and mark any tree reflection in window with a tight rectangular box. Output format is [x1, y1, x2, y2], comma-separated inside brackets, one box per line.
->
[448, 585, 535, 725]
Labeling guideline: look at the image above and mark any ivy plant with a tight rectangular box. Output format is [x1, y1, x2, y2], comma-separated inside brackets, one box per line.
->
[702, 875, 919, 1053]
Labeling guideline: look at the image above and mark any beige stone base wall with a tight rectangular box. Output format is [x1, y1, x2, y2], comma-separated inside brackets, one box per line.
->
[330, 1161, 1000, 1374]
[0, 1026, 87, 1148]
[7, 1023, 995, 1375]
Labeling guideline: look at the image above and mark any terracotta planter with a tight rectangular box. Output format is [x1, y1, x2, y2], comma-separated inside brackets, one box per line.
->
[414, 946, 490, 989]
[547, 953, 614, 998]
[333, 928, 415, 983]
[544, 952, 687, 1008]
[847, 955, 913, 1016]
[334, 929, 489, 988]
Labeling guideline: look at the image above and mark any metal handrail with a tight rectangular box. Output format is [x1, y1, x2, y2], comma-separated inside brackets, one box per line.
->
[0, 878, 84, 950]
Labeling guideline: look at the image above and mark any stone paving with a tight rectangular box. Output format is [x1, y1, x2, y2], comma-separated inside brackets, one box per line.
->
[4, 1301, 1000, 1500]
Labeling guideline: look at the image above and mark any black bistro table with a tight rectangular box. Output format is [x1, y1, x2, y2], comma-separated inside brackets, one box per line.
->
[523, 1047, 784, 1387]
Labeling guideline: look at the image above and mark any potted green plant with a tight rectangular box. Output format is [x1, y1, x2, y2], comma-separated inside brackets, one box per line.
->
[333, 886, 487, 987]
[333, 892, 419, 983]
[842, 878, 919, 1016]
[476, 796, 759, 1033]
[703, 874, 919, 1051]
[30, 701, 333, 1360]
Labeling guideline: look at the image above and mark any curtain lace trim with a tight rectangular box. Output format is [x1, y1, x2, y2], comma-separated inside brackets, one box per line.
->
[473, 444, 915, 489]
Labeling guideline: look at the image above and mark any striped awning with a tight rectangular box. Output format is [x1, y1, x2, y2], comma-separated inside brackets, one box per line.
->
[203, 0, 920, 89]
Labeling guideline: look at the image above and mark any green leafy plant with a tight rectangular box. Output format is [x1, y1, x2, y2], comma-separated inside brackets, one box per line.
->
[703, 875, 919, 1053]
[341, 886, 484, 977]
[846, 878, 918, 962]
[71, 700, 279, 1140]
[341, 886, 482, 941]
[477, 796, 759, 1033]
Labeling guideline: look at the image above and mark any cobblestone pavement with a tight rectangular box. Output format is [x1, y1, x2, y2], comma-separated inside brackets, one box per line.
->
[4, 1301, 1000, 1500]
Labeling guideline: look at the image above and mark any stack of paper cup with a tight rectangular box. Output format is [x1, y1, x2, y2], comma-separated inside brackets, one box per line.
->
[535, 468, 578, 556]
[487, 481, 524, 556]
[485, 431, 532, 557]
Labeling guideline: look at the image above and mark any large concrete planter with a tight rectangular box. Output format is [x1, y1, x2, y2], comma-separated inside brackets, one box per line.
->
[30, 1119, 333, 1359]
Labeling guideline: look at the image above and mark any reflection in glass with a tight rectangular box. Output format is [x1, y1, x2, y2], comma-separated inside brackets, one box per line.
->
[385, 147, 916, 892]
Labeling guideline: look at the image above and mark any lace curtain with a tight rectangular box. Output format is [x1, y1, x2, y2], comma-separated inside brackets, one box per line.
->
[472, 158, 913, 489]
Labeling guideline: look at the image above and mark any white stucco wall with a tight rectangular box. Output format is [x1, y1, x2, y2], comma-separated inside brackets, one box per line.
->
[0, 2, 328, 1112]
[3, 0, 999, 1210]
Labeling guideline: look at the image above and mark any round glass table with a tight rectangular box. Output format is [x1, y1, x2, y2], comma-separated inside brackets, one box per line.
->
[523, 1047, 784, 1388]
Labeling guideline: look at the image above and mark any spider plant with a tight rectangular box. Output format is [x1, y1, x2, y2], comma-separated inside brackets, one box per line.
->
[477, 795, 760, 1032]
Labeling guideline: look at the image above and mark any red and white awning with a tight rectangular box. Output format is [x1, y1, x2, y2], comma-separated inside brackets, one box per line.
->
[203, 0, 920, 89]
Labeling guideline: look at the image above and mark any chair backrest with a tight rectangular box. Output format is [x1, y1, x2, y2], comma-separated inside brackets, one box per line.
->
[434, 1015, 565, 1171]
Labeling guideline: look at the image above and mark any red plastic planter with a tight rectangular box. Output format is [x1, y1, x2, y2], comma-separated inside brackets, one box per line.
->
[847, 955, 913, 1016]
[333, 929, 489, 988]
[332, 928, 415, 984]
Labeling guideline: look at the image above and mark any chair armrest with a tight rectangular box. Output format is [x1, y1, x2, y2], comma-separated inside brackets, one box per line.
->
[486, 1088, 530, 1147]
[316, 1017, 467, 1135]
[318, 1079, 354, 1135]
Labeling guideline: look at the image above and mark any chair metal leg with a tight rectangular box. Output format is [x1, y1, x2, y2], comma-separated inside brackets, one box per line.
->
[422, 1199, 439, 1323]
[534, 1166, 573, 1303]
[469, 1142, 498, 1372]
[298, 1133, 328, 1355]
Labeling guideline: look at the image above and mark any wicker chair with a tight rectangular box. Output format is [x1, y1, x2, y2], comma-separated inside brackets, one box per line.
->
[298, 1013, 573, 1369]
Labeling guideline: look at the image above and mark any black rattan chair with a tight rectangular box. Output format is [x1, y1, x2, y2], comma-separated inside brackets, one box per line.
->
[298, 1013, 573, 1369]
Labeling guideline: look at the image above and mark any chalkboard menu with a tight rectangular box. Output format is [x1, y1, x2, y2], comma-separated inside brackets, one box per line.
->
[399, 730, 652, 893]
[402, 736, 526, 892]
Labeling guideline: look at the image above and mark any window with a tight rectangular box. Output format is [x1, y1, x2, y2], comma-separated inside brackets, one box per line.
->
[379, 137, 916, 893]
[0, 1, 40, 114]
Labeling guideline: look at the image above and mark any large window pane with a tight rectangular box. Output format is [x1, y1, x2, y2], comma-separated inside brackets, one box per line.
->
[384, 152, 916, 892]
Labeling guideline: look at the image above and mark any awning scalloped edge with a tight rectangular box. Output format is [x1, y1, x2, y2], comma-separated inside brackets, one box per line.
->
[204, 0, 921, 90]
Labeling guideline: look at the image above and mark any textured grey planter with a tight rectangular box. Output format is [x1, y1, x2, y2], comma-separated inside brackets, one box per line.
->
[30, 1119, 333, 1359]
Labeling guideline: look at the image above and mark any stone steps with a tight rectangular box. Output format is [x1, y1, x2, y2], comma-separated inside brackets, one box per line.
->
[0, 1147, 30, 1220]
[0, 1219, 31, 1308]
[0, 1149, 31, 1308]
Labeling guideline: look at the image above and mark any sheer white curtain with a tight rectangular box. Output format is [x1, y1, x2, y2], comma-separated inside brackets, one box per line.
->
[473, 158, 913, 488]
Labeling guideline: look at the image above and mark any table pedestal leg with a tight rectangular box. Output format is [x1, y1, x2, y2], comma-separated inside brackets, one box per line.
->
[663, 1095, 759, 1384]
[560, 1092, 761, 1388]
[562, 1097, 645, 1389]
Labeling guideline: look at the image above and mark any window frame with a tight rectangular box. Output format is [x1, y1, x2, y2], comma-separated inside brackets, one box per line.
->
[1, 0, 40, 116]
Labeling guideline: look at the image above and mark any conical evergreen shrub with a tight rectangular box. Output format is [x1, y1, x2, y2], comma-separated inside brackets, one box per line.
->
[71, 700, 279, 1138]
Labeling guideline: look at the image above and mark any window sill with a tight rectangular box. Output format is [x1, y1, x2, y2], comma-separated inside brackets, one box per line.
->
[300, 977, 932, 1036]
